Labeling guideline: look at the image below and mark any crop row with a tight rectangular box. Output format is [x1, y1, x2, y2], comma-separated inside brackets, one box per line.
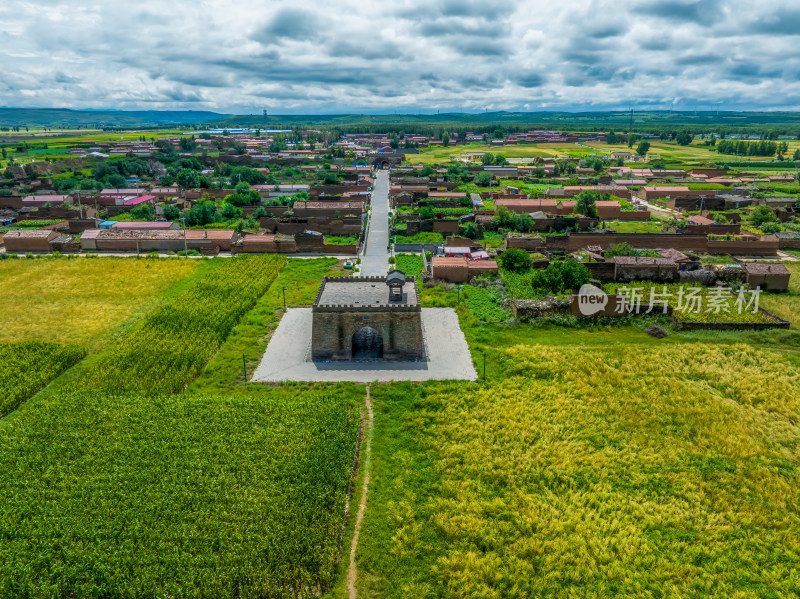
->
[0, 385, 361, 598]
[0, 342, 85, 417]
[84, 255, 285, 393]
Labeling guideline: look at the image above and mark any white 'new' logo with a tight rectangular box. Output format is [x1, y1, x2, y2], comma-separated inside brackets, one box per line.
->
[577, 284, 608, 316]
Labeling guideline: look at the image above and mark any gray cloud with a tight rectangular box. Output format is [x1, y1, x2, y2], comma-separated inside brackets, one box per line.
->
[638, 0, 721, 22]
[751, 7, 800, 35]
[0, 0, 797, 112]
[256, 8, 319, 41]
[517, 72, 545, 88]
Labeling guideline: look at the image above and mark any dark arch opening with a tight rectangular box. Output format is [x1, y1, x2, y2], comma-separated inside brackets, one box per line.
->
[352, 327, 383, 360]
[381, 160, 389, 169]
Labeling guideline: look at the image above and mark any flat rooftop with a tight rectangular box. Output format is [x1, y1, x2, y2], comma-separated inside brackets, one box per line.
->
[315, 276, 419, 307]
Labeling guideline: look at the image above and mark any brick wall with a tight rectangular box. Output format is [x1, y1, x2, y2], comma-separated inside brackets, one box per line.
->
[585, 262, 615, 279]
[432, 220, 460, 234]
[0, 196, 23, 210]
[686, 224, 741, 235]
[311, 309, 424, 360]
[558, 233, 709, 252]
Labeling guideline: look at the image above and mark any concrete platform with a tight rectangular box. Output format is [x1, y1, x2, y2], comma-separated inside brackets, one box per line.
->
[252, 307, 477, 382]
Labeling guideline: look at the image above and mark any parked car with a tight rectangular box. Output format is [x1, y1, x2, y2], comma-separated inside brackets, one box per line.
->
[343, 260, 354, 269]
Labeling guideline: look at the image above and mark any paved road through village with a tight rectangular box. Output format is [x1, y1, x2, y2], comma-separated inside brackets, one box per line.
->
[359, 169, 390, 276]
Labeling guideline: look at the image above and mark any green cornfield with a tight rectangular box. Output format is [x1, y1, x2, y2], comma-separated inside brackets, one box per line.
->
[84, 255, 285, 393]
[0, 342, 85, 417]
[0, 385, 361, 598]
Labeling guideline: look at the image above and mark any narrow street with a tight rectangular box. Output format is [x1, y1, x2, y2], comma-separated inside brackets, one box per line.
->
[359, 169, 390, 276]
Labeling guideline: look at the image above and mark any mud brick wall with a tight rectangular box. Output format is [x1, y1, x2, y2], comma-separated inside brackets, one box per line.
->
[687, 224, 741, 235]
[505, 236, 546, 251]
[561, 234, 710, 252]
[432, 263, 469, 282]
[585, 261, 616, 279]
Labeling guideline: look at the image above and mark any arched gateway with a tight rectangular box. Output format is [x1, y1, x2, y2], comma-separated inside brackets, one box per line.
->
[352, 327, 383, 359]
[311, 270, 424, 361]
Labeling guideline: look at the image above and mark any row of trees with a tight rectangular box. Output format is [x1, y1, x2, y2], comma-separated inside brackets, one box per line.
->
[716, 140, 780, 156]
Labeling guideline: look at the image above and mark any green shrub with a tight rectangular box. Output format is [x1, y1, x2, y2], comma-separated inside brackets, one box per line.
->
[751, 205, 779, 226]
[498, 248, 531, 271]
[530, 260, 591, 295]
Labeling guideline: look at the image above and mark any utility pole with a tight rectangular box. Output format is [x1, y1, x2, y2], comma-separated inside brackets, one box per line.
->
[182, 217, 187, 257]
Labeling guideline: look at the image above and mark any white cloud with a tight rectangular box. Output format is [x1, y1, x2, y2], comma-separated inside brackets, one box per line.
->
[0, 0, 798, 112]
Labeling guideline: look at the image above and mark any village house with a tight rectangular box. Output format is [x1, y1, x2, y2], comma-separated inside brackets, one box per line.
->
[2, 229, 59, 252]
[743, 262, 791, 292]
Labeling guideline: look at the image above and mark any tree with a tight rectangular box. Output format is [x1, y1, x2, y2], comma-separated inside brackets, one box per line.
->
[516, 213, 533, 233]
[178, 137, 197, 152]
[793, 149, 800, 161]
[761, 221, 781, 234]
[221, 202, 241, 219]
[235, 181, 251, 195]
[130, 203, 154, 220]
[627, 133, 637, 148]
[604, 242, 639, 257]
[575, 191, 599, 218]
[676, 132, 694, 146]
[442, 131, 450, 147]
[529, 260, 591, 294]
[176, 168, 200, 190]
[183, 201, 218, 226]
[475, 171, 492, 186]
[499, 248, 531, 271]
[230, 166, 267, 185]
[162, 204, 180, 220]
[751, 204, 778, 226]
[463, 222, 478, 238]
[491, 204, 519, 230]
[636, 141, 651, 156]
[481, 153, 495, 165]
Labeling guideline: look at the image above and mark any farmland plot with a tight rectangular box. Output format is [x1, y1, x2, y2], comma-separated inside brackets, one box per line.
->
[0, 256, 204, 348]
[84, 255, 285, 393]
[0, 342, 85, 417]
[0, 385, 361, 598]
[359, 342, 800, 598]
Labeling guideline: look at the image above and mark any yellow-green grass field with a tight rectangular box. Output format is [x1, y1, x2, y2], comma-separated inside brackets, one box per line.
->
[0, 129, 190, 167]
[358, 325, 800, 598]
[0, 256, 211, 349]
[411, 143, 560, 164]
[412, 139, 800, 170]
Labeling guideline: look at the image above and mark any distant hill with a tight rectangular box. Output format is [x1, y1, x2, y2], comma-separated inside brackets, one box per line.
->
[3, 108, 800, 132]
[208, 110, 800, 130]
[0, 108, 230, 128]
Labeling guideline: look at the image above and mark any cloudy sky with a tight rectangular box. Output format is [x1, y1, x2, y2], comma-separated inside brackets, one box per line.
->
[0, 0, 798, 114]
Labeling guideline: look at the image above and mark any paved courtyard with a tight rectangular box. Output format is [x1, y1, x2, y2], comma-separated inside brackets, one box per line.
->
[251, 307, 477, 382]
